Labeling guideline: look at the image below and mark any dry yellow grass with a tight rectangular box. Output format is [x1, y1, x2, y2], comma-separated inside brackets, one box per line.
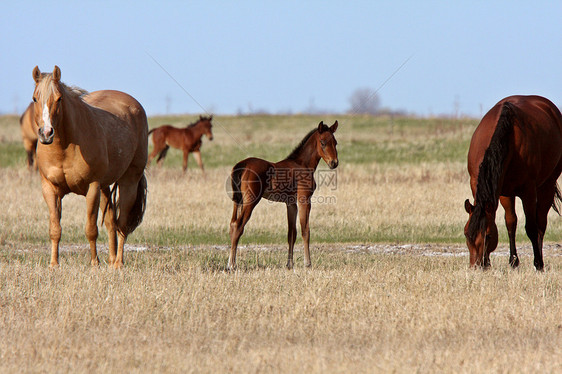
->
[1, 249, 561, 373]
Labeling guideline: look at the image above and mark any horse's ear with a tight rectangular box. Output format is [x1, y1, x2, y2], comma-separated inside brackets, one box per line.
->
[53, 65, 61, 82]
[318, 121, 325, 133]
[330, 120, 338, 133]
[209, 114, 213, 120]
[464, 199, 474, 214]
[200, 115, 204, 120]
[32, 66, 41, 83]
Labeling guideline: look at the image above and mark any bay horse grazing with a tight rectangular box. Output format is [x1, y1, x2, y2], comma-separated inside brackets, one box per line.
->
[228, 121, 339, 270]
[20, 102, 38, 170]
[31, 65, 148, 268]
[464, 95, 562, 270]
[147, 115, 213, 173]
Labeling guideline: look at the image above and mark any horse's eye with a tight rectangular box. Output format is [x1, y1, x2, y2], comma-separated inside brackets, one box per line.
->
[33, 97, 37, 103]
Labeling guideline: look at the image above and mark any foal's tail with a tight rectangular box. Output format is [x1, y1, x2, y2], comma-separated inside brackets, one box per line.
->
[148, 128, 156, 137]
[230, 162, 246, 205]
[552, 182, 562, 215]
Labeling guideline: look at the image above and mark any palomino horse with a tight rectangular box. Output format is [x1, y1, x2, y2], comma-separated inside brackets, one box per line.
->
[31, 65, 148, 268]
[465, 95, 562, 270]
[20, 102, 38, 170]
[228, 121, 339, 270]
[147, 115, 213, 173]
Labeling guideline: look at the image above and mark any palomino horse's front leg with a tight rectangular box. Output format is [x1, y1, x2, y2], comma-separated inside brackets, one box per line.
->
[286, 203, 298, 269]
[85, 182, 102, 266]
[298, 200, 312, 267]
[41, 179, 62, 267]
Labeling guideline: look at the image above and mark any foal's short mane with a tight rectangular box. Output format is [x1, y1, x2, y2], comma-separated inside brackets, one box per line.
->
[467, 102, 515, 241]
[286, 126, 326, 160]
[187, 116, 212, 128]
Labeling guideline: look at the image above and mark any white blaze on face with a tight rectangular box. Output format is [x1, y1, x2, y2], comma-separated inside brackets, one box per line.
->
[42, 103, 52, 133]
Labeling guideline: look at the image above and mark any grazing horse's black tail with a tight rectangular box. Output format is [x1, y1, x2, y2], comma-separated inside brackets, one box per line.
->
[230, 163, 245, 205]
[552, 183, 562, 215]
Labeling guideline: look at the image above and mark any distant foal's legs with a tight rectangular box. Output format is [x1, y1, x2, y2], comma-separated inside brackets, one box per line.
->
[500, 196, 519, 268]
[147, 142, 166, 167]
[100, 186, 117, 265]
[41, 179, 62, 267]
[193, 151, 205, 175]
[521, 188, 542, 270]
[85, 182, 102, 266]
[182, 150, 189, 173]
[286, 203, 298, 269]
[298, 199, 312, 267]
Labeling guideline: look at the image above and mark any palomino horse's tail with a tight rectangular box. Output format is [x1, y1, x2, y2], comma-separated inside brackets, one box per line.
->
[230, 162, 246, 205]
[552, 182, 562, 215]
[111, 173, 148, 235]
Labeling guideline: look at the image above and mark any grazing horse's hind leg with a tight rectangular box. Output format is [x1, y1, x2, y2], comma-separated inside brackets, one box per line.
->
[286, 203, 298, 269]
[500, 196, 519, 268]
[521, 188, 543, 271]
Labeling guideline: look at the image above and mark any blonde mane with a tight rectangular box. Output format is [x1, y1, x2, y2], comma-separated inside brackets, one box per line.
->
[36, 73, 89, 101]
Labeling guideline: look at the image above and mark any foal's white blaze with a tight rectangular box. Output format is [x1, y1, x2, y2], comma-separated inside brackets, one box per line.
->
[42, 103, 52, 133]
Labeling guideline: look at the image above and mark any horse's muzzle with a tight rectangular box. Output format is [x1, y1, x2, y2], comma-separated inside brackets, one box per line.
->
[38, 127, 55, 145]
[329, 159, 339, 169]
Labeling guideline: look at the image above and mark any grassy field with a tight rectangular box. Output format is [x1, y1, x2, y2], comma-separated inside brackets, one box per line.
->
[1, 113, 561, 372]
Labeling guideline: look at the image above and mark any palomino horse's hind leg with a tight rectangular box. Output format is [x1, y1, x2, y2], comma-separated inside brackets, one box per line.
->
[286, 203, 298, 269]
[228, 202, 257, 270]
[41, 180, 62, 267]
[298, 200, 312, 267]
[85, 182, 102, 266]
[500, 196, 519, 268]
[100, 187, 117, 265]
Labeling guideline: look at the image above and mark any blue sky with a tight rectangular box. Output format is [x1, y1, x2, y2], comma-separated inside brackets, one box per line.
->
[1, 1, 561, 117]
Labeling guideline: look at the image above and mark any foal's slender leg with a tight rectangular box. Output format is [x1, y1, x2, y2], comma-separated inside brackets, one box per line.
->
[286, 203, 298, 269]
[193, 151, 205, 175]
[41, 179, 62, 267]
[228, 202, 258, 270]
[100, 187, 117, 265]
[85, 182, 101, 266]
[500, 196, 519, 268]
[298, 199, 312, 267]
[182, 150, 189, 173]
[521, 188, 543, 270]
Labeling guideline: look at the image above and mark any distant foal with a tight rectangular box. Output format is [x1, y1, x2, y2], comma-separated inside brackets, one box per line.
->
[228, 121, 339, 270]
[147, 115, 214, 173]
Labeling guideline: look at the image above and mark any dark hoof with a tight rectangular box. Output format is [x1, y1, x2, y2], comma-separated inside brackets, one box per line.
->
[509, 256, 519, 268]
